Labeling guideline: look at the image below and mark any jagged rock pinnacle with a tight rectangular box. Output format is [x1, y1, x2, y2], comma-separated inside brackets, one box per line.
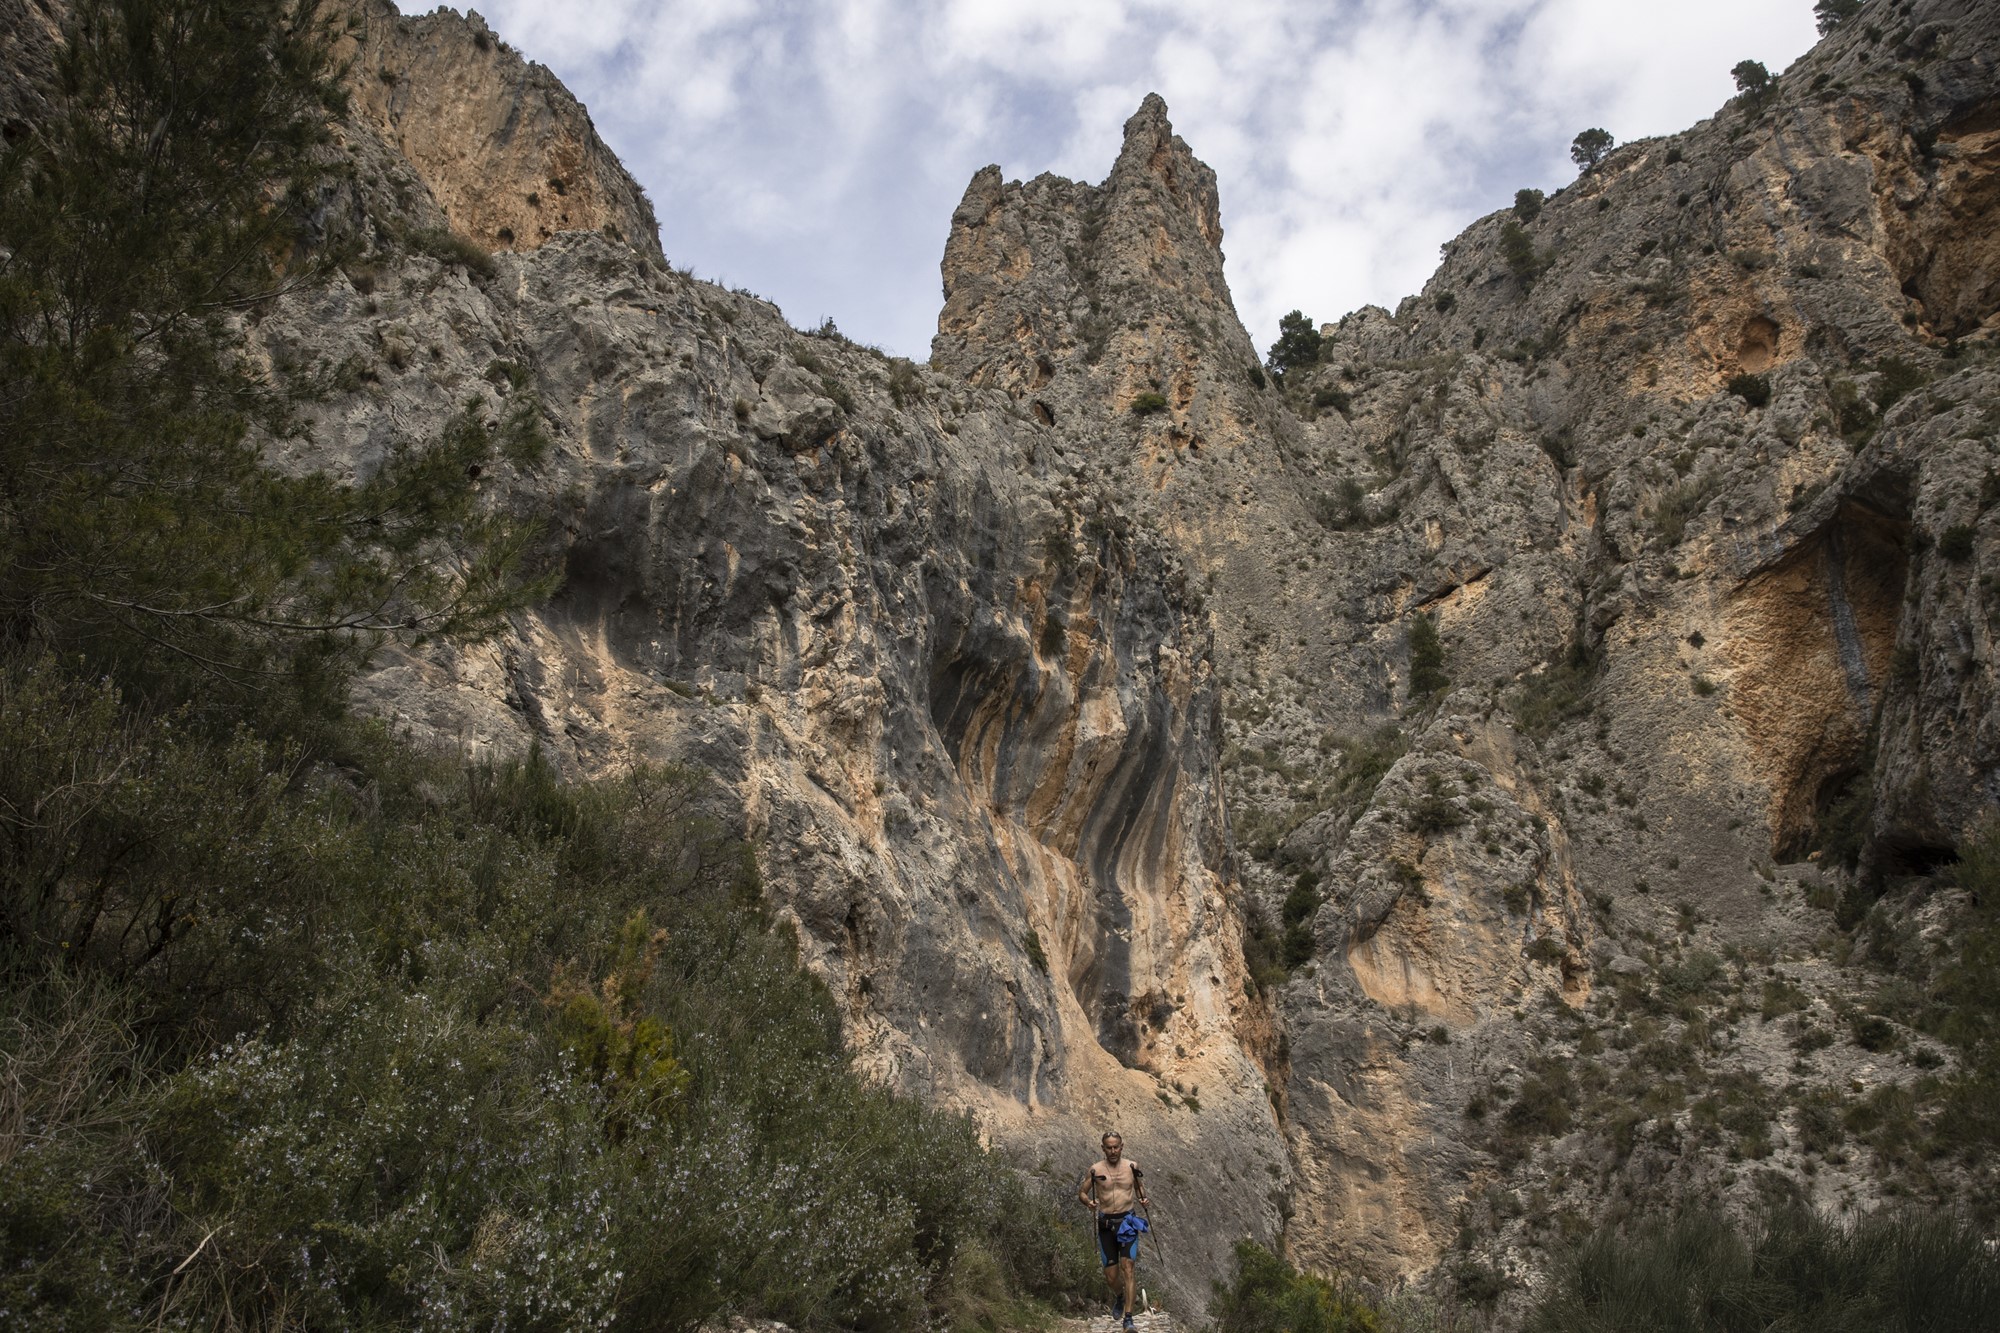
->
[931, 92, 1244, 394]
[1109, 93, 1223, 250]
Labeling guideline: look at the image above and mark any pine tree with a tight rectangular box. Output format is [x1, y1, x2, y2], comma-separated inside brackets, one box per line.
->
[1409, 613, 1449, 699]
[1266, 309, 1323, 376]
[0, 0, 550, 711]
[1815, 0, 1863, 34]
[1732, 58, 1775, 107]
[1570, 127, 1615, 172]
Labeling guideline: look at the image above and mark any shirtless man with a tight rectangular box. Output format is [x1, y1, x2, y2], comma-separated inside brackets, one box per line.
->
[1078, 1131, 1149, 1327]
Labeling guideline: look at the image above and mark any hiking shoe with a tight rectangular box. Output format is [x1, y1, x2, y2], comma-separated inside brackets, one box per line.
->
[1111, 1296, 1124, 1319]
[1122, 1316, 1136, 1330]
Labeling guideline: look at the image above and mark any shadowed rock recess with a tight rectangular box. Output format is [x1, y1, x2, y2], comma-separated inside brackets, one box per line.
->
[218, 0, 2000, 1310]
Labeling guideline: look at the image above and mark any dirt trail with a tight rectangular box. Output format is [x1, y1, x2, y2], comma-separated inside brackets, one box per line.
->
[1062, 1309, 1175, 1333]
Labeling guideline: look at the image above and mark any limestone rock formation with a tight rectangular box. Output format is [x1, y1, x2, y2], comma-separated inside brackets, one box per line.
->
[336, 0, 662, 262]
[12, 0, 1991, 1312]
[248, 21, 1294, 1306]
[923, 0, 2000, 1295]
[933, 94, 1320, 674]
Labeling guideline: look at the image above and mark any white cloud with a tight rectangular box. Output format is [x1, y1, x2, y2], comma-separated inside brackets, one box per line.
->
[446, 0, 1822, 358]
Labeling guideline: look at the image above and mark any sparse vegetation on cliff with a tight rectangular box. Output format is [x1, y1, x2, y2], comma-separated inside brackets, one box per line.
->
[399, 221, 501, 277]
[1727, 372, 1773, 407]
[1509, 639, 1601, 737]
[1525, 1203, 2000, 1333]
[1408, 613, 1450, 700]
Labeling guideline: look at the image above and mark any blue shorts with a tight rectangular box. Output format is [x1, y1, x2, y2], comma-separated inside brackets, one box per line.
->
[1097, 1212, 1140, 1266]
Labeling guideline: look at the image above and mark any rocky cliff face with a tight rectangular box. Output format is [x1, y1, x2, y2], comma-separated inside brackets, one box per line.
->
[245, 16, 1295, 1306]
[923, 0, 2000, 1295]
[931, 96, 1328, 690]
[336, 0, 662, 262]
[1274, 0, 2000, 1290]
[40, 0, 1989, 1310]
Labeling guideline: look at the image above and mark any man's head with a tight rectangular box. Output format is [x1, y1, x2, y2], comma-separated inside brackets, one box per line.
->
[1101, 1132, 1123, 1163]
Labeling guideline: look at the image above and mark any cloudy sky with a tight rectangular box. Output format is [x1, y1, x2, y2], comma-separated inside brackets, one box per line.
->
[445, 0, 1823, 361]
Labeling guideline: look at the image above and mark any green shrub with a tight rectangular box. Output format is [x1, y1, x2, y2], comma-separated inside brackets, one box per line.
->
[1453, 1259, 1507, 1308]
[1329, 728, 1407, 818]
[405, 224, 498, 278]
[1850, 1011, 1899, 1052]
[1282, 873, 1321, 968]
[1409, 613, 1449, 699]
[1811, 768, 1874, 869]
[1130, 391, 1170, 415]
[485, 357, 533, 391]
[1240, 897, 1290, 992]
[1500, 220, 1547, 287]
[1212, 1240, 1384, 1333]
[1540, 429, 1577, 470]
[1527, 935, 1568, 965]
[1759, 977, 1810, 1019]
[1513, 188, 1545, 222]
[1510, 638, 1601, 738]
[1815, 0, 1862, 33]
[1915, 817, 2000, 1156]
[1830, 376, 1875, 439]
[1505, 1059, 1575, 1136]
[1023, 928, 1050, 974]
[1938, 524, 1976, 562]
[1407, 771, 1465, 836]
[943, 1225, 1093, 1333]
[0, 672, 1084, 1330]
[1874, 358, 1929, 413]
[1525, 1203, 2000, 1333]
[1794, 1088, 1846, 1154]
[888, 358, 925, 407]
[1727, 373, 1772, 407]
[1650, 474, 1719, 546]
[1312, 386, 1353, 414]
[818, 374, 857, 413]
[1313, 478, 1384, 532]
[1661, 950, 1724, 999]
